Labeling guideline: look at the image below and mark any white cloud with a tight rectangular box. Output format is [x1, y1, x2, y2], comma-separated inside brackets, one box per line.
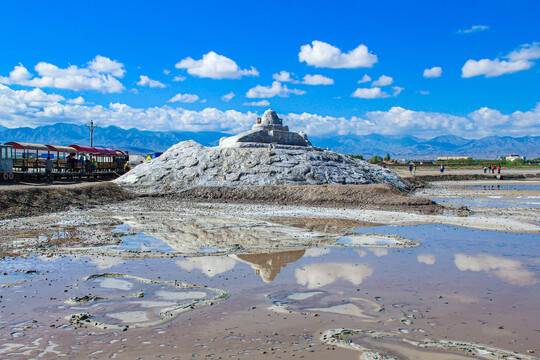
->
[221, 92, 235, 102]
[87, 55, 125, 78]
[173, 75, 186, 82]
[458, 25, 489, 34]
[417, 254, 436, 265]
[273, 70, 297, 83]
[352, 87, 389, 99]
[0, 56, 126, 93]
[418, 90, 430, 95]
[455, 253, 537, 286]
[302, 74, 334, 85]
[163, 69, 170, 75]
[392, 86, 404, 96]
[295, 263, 373, 289]
[423, 67, 442, 78]
[67, 96, 85, 105]
[358, 74, 371, 83]
[462, 42, 540, 78]
[243, 100, 270, 107]
[1, 84, 538, 138]
[273, 71, 334, 85]
[175, 51, 259, 79]
[168, 93, 199, 103]
[137, 75, 166, 88]
[299, 40, 378, 68]
[372, 75, 393, 87]
[246, 81, 306, 98]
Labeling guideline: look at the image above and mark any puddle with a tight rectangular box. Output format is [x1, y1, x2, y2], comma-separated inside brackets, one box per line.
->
[1, 215, 539, 358]
[433, 197, 540, 208]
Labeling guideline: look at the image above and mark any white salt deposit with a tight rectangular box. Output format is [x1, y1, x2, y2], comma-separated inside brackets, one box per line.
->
[115, 140, 407, 195]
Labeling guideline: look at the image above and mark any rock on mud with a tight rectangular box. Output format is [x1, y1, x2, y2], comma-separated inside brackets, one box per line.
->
[115, 141, 407, 195]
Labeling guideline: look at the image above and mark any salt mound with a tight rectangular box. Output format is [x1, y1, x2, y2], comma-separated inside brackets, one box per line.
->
[115, 140, 408, 195]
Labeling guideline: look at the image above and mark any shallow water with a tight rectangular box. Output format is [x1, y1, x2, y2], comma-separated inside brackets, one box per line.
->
[1, 220, 539, 358]
[434, 196, 540, 208]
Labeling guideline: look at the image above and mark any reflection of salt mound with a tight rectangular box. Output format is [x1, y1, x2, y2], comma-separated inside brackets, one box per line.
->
[232, 249, 305, 283]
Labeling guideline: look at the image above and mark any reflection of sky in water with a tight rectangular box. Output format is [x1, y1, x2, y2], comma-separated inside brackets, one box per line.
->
[432, 197, 540, 208]
[465, 184, 540, 191]
[104, 233, 178, 252]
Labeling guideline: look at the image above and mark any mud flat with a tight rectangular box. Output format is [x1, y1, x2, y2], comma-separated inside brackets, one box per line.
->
[1, 175, 539, 359]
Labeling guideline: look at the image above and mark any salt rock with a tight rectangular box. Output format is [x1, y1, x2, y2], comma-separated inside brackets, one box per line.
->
[115, 140, 407, 195]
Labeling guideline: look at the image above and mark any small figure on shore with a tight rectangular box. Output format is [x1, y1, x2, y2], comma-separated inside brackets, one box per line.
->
[483, 166, 487, 174]
[492, 165, 496, 174]
[440, 164, 445, 173]
[413, 164, 417, 175]
[497, 165, 501, 174]
[44, 155, 53, 184]
[409, 163, 413, 173]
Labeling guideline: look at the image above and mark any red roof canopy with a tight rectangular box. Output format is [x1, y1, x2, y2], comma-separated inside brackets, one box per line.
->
[93, 147, 117, 155]
[46, 145, 79, 153]
[68, 145, 99, 154]
[5, 142, 49, 151]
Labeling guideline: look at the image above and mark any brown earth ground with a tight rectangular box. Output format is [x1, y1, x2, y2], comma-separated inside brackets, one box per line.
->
[0, 179, 442, 220]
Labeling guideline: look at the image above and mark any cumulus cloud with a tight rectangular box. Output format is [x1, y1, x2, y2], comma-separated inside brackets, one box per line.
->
[303, 248, 331, 257]
[0, 56, 126, 93]
[372, 75, 393, 87]
[458, 25, 489, 34]
[175, 51, 259, 79]
[352, 86, 402, 99]
[221, 92, 235, 102]
[352, 87, 389, 99]
[168, 93, 199, 103]
[173, 75, 186, 82]
[295, 263, 373, 289]
[462, 42, 540, 78]
[272, 71, 334, 85]
[246, 81, 306, 98]
[358, 74, 371, 83]
[423, 66, 442, 78]
[302, 74, 334, 85]
[1, 84, 539, 138]
[67, 96, 85, 105]
[87, 55, 125, 77]
[299, 40, 378, 68]
[273, 70, 296, 83]
[243, 100, 270, 107]
[137, 75, 166, 88]
[455, 253, 537, 286]
[163, 69, 170, 75]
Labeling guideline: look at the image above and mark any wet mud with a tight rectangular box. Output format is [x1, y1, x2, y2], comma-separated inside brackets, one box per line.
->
[0, 178, 539, 359]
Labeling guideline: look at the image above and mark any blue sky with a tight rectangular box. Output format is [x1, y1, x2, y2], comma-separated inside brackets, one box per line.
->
[0, 0, 539, 138]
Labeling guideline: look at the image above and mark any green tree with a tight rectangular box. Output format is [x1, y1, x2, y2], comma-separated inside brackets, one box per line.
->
[369, 155, 383, 164]
[384, 153, 390, 161]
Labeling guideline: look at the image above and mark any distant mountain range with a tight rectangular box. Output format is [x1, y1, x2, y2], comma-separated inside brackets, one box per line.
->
[0, 123, 538, 159]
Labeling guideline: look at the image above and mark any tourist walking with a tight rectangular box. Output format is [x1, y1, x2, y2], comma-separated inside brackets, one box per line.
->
[44, 156, 53, 184]
[409, 163, 413, 173]
[413, 164, 416, 175]
[440, 164, 445, 173]
[483, 166, 487, 174]
[497, 165, 501, 174]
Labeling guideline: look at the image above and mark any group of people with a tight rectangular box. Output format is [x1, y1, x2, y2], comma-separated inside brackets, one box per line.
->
[484, 164, 502, 174]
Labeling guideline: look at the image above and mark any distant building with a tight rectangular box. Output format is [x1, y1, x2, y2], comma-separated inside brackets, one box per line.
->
[437, 156, 472, 161]
[505, 154, 525, 161]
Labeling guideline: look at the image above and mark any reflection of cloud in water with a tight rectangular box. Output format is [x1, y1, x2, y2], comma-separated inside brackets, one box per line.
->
[88, 256, 125, 270]
[304, 248, 330, 257]
[417, 254, 436, 265]
[454, 254, 538, 286]
[296, 263, 373, 289]
[355, 250, 367, 258]
[176, 256, 237, 277]
[369, 248, 388, 257]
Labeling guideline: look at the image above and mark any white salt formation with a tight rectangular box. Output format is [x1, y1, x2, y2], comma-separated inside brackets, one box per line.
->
[115, 109, 407, 194]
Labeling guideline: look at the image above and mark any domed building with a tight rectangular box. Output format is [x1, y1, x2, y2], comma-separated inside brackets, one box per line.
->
[219, 109, 312, 148]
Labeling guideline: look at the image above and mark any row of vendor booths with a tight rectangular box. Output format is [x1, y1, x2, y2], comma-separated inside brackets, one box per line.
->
[0, 141, 128, 180]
